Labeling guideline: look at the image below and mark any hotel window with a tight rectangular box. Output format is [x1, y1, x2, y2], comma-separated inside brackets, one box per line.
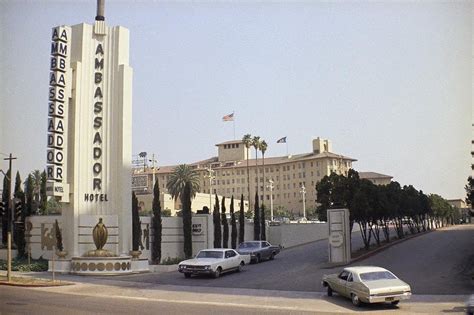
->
[227, 180, 230, 185]
[302, 172, 305, 178]
[276, 176, 279, 180]
[302, 162, 305, 168]
[310, 162, 313, 167]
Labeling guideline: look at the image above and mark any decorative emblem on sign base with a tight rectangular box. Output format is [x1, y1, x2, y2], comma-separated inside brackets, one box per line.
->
[83, 218, 115, 257]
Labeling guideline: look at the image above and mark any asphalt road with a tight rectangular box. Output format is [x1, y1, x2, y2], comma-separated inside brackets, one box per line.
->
[0, 285, 315, 315]
[110, 224, 473, 294]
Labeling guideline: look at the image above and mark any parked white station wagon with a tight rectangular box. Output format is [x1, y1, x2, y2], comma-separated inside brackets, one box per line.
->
[178, 249, 251, 278]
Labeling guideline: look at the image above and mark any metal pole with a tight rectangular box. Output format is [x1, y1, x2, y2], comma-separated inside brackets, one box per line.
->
[151, 154, 156, 190]
[4, 153, 17, 282]
[300, 184, 306, 220]
[268, 179, 274, 222]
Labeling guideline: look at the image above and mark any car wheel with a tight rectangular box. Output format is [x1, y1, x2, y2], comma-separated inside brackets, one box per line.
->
[269, 252, 275, 260]
[213, 267, 222, 278]
[184, 273, 191, 278]
[327, 286, 333, 297]
[351, 293, 361, 307]
[391, 301, 400, 306]
[237, 262, 244, 272]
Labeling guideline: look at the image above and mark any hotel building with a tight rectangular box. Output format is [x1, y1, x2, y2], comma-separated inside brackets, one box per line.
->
[133, 137, 357, 214]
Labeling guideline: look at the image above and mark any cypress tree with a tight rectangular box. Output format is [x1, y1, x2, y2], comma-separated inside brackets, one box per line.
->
[25, 174, 34, 217]
[230, 196, 237, 249]
[132, 192, 140, 251]
[182, 182, 193, 258]
[2, 169, 10, 245]
[253, 192, 260, 240]
[222, 196, 228, 248]
[239, 194, 245, 244]
[14, 171, 26, 256]
[40, 170, 47, 214]
[260, 204, 266, 241]
[213, 194, 221, 248]
[152, 179, 162, 264]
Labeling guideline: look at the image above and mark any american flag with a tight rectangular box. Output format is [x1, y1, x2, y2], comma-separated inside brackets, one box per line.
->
[222, 113, 234, 122]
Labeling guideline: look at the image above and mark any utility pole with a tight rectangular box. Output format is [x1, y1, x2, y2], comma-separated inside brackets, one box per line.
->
[300, 184, 306, 220]
[267, 179, 274, 222]
[3, 153, 17, 282]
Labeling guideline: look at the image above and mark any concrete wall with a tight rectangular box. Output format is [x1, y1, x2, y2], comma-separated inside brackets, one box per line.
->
[267, 222, 328, 248]
[26, 215, 331, 262]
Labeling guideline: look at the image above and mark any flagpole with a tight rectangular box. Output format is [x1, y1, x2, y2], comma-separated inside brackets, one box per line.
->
[233, 111, 236, 140]
[286, 142, 288, 156]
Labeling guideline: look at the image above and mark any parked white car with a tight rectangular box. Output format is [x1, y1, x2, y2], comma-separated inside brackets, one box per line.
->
[178, 249, 251, 278]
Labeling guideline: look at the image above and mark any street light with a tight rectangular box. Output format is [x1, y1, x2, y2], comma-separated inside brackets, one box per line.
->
[300, 184, 306, 220]
[267, 179, 274, 222]
[148, 154, 159, 192]
[204, 166, 215, 211]
[138, 151, 147, 172]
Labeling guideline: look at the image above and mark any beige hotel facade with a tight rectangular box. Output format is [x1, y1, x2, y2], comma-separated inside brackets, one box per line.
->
[132, 138, 394, 215]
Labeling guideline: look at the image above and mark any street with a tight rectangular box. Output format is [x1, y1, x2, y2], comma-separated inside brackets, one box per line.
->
[0, 224, 472, 314]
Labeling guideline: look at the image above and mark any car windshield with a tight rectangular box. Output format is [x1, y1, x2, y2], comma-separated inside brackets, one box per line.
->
[239, 242, 260, 249]
[196, 251, 223, 259]
[359, 271, 397, 281]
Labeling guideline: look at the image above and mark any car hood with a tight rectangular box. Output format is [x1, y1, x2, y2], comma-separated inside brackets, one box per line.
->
[179, 258, 220, 266]
[364, 279, 411, 294]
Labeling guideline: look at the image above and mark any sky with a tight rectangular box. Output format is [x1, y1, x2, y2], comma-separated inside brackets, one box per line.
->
[0, 1, 471, 200]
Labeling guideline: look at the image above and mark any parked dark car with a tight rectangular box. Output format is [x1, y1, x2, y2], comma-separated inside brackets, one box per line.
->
[237, 241, 280, 263]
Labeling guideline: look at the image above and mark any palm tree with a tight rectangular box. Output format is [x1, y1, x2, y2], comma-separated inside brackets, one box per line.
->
[166, 164, 200, 202]
[252, 136, 261, 199]
[259, 140, 268, 204]
[242, 134, 253, 211]
[166, 164, 200, 258]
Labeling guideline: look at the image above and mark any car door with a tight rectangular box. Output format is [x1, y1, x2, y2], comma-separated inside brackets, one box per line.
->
[224, 250, 235, 270]
[333, 270, 350, 296]
[343, 273, 354, 297]
[263, 242, 272, 259]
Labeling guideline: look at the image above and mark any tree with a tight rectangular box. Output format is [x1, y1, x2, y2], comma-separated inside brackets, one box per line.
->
[230, 195, 237, 249]
[132, 192, 140, 251]
[239, 194, 245, 244]
[221, 196, 229, 248]
[260, 204, 266, 241]
[182, 182, 193, 258]
[252, 136, 261, 196]
[40, 170, 47, 213]
[152, 179, 162, 264]
[24, 174, 34, 217]
[14, 171, 26, 256]
[253, 192, 260, 240]
[465, 176, 474, 209]
[1, 169, 10, 245]
[242, 134, 253, 211]
[259, 140, 268, 204]
[166, 165, 199, 259]
[31, 169, 41, 214]
[213, 194, 221, 248]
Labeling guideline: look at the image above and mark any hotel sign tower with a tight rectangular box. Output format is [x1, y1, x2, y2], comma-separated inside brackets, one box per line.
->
[46, 1, 133, 258]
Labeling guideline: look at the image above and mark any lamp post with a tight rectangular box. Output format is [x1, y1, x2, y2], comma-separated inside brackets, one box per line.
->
[2, 153, 17, 283]
[300, 184, 306, 220]
[148, 154, 158, 191]
[267, 179, 274, 222]
[204, 166, 215, 211]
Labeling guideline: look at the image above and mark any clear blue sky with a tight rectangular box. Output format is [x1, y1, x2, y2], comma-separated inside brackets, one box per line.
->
[0, 1, 471, 200]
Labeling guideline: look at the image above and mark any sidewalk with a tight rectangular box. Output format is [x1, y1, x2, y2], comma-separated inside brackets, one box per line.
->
[1, 270, 467, 314]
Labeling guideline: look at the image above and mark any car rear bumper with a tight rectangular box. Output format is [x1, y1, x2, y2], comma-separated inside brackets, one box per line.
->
[368, 292, 411, 303]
